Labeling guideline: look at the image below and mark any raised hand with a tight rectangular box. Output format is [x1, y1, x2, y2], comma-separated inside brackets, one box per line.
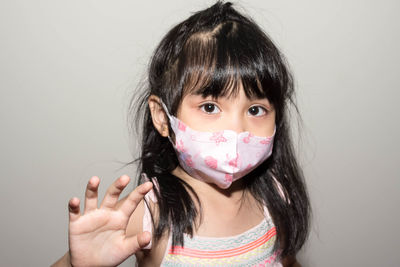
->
[67, 175, 153, 267]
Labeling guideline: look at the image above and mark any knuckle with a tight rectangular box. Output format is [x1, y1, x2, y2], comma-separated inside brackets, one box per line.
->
[85, 189, 95, 198]
[128, 193, 141, 205]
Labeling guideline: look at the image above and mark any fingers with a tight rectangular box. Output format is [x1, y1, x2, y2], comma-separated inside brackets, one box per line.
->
[137, 231, 152, 248]
[100, 175, 131, 209]
[68, 197, 81, 222]
[84, 176, 100, 213]
[119, 182, 153, 217]
[123, 231, 152, 255]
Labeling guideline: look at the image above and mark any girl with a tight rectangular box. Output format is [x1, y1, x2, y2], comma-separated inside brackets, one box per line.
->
[53, 1, 310, 266]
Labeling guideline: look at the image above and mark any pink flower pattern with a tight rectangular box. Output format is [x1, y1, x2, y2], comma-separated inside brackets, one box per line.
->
[210, 131, 227, 145]
[204, 156, 218, 169]
[243, 133, 254, 143]
[260, 138, 271, 145]
[184, 155, 194, 167]
[176, 139, 186, 153]
[228, 153, 240, 168]
[176, 139, 194, 167]
[225, 173, 233, 183]
[178, 121, 186, 132]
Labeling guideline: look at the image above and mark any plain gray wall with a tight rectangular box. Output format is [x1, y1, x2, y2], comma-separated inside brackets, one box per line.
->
[0, 0, 399, 266]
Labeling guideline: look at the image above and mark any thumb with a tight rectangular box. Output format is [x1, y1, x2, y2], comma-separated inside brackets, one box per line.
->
[124, 231, 152, 254]
[137, 231, 152, 248]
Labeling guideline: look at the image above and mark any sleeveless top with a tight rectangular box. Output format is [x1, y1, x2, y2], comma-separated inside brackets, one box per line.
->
[141, 176, 283, 266]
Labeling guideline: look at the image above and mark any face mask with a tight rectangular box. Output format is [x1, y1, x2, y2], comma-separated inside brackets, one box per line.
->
[161, 102, 275, 189]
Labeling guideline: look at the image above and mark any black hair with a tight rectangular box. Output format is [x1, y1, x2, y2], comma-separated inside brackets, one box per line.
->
[128, 1, 310, 258]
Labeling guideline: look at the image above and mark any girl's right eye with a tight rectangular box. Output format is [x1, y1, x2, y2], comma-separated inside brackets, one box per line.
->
[200, 103, 220, 114]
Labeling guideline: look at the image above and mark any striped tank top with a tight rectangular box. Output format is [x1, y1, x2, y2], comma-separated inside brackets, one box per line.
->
[141, 176, 282, 266]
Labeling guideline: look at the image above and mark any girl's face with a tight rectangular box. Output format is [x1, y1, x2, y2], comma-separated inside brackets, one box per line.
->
[176, 85, 276, 137]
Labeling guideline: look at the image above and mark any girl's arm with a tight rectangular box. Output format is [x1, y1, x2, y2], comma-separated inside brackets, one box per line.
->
[51, 175, 153, 267]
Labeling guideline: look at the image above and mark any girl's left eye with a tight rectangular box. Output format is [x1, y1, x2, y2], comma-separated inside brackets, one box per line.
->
[247, 106, 267, 117]
[200, 103, 221, 114]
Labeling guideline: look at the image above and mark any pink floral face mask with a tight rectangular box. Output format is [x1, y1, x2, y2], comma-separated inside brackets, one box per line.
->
[162, 102, 275, 189]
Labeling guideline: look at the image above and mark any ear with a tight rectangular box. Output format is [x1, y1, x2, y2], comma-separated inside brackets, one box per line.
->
[148, 95, 169, 137]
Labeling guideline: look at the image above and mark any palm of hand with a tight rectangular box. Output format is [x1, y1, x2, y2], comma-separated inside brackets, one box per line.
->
[67, 176, 152, 267]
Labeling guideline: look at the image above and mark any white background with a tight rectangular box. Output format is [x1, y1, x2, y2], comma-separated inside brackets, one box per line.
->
[0, 0, 399, 266]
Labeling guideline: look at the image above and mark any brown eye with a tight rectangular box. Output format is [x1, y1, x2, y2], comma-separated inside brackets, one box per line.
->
[248, 106, 267, 117]
[200, 103, 220, 114]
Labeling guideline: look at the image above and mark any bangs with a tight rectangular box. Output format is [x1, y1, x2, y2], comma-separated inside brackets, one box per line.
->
[177, 21, 283, 104]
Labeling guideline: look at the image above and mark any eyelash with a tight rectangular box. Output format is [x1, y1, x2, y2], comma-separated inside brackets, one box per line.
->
[247, 105, 268, 117]
[199, 103, 268, 116]
[199, 103, 220, 114]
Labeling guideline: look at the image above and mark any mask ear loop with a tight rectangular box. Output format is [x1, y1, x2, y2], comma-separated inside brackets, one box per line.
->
[159, 100, 175, 144]
[160, 100, 172, 119]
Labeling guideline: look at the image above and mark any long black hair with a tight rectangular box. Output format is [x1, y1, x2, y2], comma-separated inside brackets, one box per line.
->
[128, 1, 310, 258]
